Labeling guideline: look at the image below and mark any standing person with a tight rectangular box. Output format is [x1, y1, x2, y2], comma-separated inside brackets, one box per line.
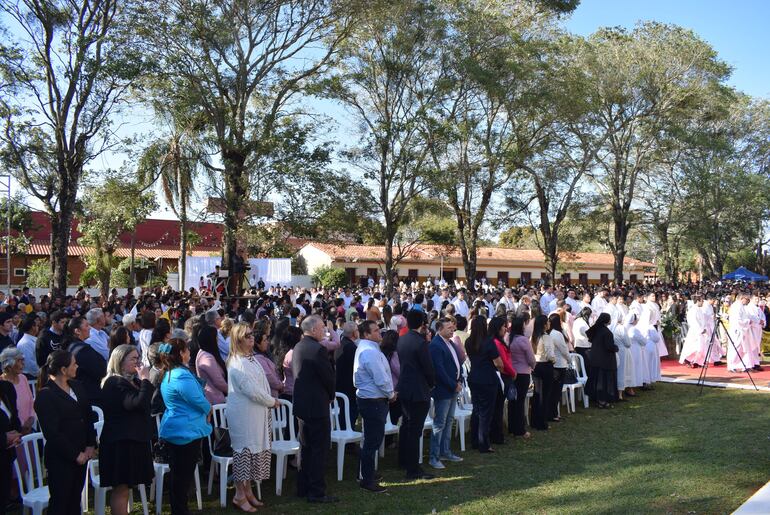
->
[85, 308, 110, 361]
[139, 311, 157, 368]
[157, 338, 212, 515]
[0, 374, 21, 512]
[573, 307, 592, 371]
[226, 323, 279, 512]
[194, 325, 228, 405]
[531, 315, 555, 431]
[489, 317, 516, 445]
[354, 320, 395, 493]
[626, 313, 650, 388]
[0, 314, 14, 352]
[35, 310, 66, 368]
[34, 350, 97, 515]
[680, 295, 707, 367]
[507, 317, 535, 438]
[66, 316, 107, 409]
[585, 313, 619, 409]
[292, 315, 337, 503]
[465, 316, 503, 453]
[380, 329, 401, 448]
[16, 315, 41, 378]
[428, 318, 463, 470]
[99, 345, 155, 515]
[547, 314, 569, 422]
[335, 321, 359, 430]
[397, 310, 436, 478]
[254, 325, 284, 398]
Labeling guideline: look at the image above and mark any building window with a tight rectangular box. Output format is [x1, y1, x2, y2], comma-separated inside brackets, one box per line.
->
[579, 273, 588, 286]
[408, 269, 419, 281]
[475, 270, 487, 280]
[442, 268, 456, 283]
[345, 267, 356, 285]
[520, 272, 531, 285]
[366, 268, 378, 280]
[13, 268, 25, 277]
[497, 272, 509, 286]
[600, 273, 609, 285]
[561, 273, 571, 285]
[630, 274, 638, 283]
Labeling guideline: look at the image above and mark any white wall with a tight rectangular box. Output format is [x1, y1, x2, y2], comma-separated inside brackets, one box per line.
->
[298, 245, 333, 275]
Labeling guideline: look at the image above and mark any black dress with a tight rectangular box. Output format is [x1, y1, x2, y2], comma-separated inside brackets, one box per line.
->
[585, 325, 619, 404]
[99, 376, 155, 487]
[0, 380, 21, 512]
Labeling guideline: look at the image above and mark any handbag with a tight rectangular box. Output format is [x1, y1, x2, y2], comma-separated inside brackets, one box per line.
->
[505, 382, 518, 402]
[152, 438, 171, 464]
[563, 365, 579, 385]
[212, 427, 233, 457]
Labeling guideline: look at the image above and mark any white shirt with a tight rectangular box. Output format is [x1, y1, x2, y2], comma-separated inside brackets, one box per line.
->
[565, 297, 580, 314]
[17, 333, 40, 377]
[540, 293, 555, 313]
[451, 298, 470, 318]
[85, 327, 110, 361]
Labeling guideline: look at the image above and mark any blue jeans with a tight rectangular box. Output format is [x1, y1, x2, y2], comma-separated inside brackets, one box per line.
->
[357, 397, 388, 485]
[429, 396, 456, 461]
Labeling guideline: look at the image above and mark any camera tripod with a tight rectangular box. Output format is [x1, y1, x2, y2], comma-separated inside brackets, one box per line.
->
[697, 314, 758, 393]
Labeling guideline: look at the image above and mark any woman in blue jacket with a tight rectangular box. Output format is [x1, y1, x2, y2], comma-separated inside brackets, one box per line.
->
[158, 338, 212, 515]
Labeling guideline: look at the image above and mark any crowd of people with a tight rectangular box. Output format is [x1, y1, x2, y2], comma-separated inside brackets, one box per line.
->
[0, 276, 766, 513]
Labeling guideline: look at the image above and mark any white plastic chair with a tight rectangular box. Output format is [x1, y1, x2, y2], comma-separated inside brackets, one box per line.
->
[453, 396, 472, 452]
[28, 378, 36, 399]
[418, 398, 434, 464]
[88, 459, 149, 515]
[271, 399, 300, 496]
[14, 432, 48, 515]
[82, 405, 106, 511]
[150, 414, 202, 514]
[569, 353, 589, 409]
[206, 403, 236, 507]
[378, 411, 400, 458]
[329, 392, 362, 481]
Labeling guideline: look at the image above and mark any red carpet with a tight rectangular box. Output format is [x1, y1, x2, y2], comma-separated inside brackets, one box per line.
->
[660, 358, 770, 387]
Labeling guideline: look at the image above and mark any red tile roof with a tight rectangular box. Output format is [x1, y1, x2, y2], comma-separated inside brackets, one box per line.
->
[302, 242, 654, 269]
[26, 241, 219, 260]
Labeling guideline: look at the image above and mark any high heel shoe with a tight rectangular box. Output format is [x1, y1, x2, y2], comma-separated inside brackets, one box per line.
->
[232, 497, 257, 512]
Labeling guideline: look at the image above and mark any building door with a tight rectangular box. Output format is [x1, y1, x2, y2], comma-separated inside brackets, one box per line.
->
[561, 273, 571, 285]
[345, 267, 356, 286]
[442, 268, 456, 283]
[520, 272, 531, 285]
[367, 268, 378, 281]
[630, 274, 638, 283]
[408, 269, 419, 282]
[497, 271, 509, 287]
[579, 273, 588, 286]
[600, 273, 609, 285]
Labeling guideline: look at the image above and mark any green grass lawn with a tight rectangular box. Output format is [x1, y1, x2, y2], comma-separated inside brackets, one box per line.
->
[158, 383, 770, 514]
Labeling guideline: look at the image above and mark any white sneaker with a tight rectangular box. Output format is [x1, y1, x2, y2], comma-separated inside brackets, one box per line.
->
[428, 459, 445, 469]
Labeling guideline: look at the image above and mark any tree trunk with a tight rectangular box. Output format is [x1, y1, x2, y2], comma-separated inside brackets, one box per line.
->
[179, 217, 187, 291]
[384, 231, 394, 292]
[99, 251, 111, 300]
[49, 206, 74, 298]
[222, 154, 247, 295]
[461, 243, 477, 292]
[613, 213, 629, 284]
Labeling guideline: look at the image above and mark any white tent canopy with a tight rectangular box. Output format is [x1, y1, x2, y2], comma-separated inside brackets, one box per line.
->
[183, 256, 291, 291]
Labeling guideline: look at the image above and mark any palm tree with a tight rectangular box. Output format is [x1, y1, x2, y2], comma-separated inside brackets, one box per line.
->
[137, 119, 208, 291]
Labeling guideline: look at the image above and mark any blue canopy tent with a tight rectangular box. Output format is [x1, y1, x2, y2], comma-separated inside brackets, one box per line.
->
[722, 266, 769, 282]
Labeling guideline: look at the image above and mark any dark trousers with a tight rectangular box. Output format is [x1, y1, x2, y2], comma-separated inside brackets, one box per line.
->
[532, 362, 553, 430]
[490, 376, 511, 444]
[575, 347, 590, 372]
[549, 368, 566, 420]
[357, 398, 388, 485]
[0, 454, 12, 515]
[399, 399, 429, 476]
[508, 373, 531, 435]
[167, 438, 202, 515]
[298, 416, 331, 499]
[339, 390, 359, 431]
[469, 382, 497, 452]
[46, 456, 87, 515]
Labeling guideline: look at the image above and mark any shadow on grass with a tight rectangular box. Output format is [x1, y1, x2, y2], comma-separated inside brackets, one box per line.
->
[161, 383, 769, 514]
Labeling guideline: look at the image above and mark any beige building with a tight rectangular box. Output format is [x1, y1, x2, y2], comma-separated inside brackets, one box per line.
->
[298, 242, 655, 287]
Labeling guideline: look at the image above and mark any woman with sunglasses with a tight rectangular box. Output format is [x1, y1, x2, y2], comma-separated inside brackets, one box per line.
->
[226, 323, 279, 512]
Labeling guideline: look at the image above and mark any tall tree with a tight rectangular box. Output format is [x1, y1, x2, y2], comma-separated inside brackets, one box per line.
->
[321, 0, 444, 289]
[137, 112, 208, 291]
[0, 0, 147, 296]
[582, 22, 731, 282]
[78, 177, 157, 298]
[136, 0, 357, 277]
[424, 1, 578, 288]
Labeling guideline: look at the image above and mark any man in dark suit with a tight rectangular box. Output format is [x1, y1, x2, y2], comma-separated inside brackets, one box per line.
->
[397, 309, 436, 480]
[335, 321, 359, 430]
[428, 318, 464, 469]
[292, 315, 338, 503]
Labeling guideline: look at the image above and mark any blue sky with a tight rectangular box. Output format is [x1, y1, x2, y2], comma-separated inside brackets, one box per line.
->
[564, 0, 770, 98]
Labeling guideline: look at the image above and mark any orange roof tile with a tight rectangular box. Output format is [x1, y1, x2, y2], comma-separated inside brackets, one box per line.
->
[25, 241, 220, 260]
[302, 242, 654, 269]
